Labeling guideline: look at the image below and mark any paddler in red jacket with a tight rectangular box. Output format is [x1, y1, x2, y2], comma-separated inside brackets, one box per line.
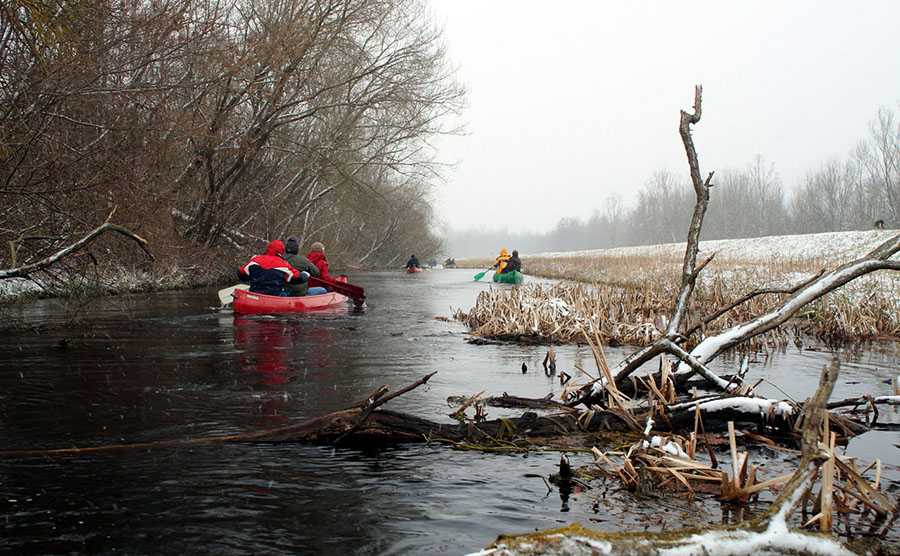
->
[306, 241, 332, 281]
[238, 239, 309, 296]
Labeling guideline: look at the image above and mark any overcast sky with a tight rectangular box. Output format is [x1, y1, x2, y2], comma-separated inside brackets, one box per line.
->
[428, 0, 900, 234]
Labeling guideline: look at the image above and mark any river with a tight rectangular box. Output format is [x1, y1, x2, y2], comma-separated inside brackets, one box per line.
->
[1, 269, 897, 554]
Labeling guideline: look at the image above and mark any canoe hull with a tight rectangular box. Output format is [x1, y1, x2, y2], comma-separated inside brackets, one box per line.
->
[492, 270, 524, 284]
[232, 288, 349, 314]
[406, 267, 422, 273]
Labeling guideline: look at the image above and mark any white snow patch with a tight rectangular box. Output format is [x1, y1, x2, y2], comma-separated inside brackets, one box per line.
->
[642, 435, 689, 458]
[686, 397, 794, 418]
[0, 278, 41, 300]
[656, 525, 856, 556]
[547, 298, 571, 316]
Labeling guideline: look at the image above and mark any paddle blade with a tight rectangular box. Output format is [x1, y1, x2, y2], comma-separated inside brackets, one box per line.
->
[218, 283, 249, 306]
[309, 276, 365, 304]
[473, 270, 488, 281]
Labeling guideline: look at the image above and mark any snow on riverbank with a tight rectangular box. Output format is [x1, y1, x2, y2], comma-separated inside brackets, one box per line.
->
[0, 265, 225, 304]
[0, 278, 42, 301]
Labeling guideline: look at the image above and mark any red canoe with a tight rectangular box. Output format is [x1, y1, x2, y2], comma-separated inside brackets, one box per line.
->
[232, 288, 349, 314]
[406, 266, 422, 273]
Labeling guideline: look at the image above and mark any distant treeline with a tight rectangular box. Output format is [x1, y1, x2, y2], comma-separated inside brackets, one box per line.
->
[1, 0, 459, 280]
[448, 108, 898, 257]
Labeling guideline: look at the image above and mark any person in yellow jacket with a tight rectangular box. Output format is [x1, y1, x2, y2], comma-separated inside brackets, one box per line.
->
[493, 248, 511, 274]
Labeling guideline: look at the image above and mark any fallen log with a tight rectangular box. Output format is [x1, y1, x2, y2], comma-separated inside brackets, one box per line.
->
[480, 355, 877, 555]
[448, 392, 575, 412]
[1, 394, 875, 459]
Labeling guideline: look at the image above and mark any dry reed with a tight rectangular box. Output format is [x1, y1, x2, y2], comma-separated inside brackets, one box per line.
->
[455, 252, 900, 345]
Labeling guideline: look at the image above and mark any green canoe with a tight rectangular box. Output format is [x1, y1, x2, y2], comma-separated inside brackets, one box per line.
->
[492, 270, 524, 284]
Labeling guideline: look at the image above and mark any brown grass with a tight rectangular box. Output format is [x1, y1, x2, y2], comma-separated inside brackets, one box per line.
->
[454, 252, 900, 345]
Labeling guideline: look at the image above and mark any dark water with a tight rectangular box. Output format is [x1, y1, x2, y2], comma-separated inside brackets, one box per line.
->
[0, 270, 897, 554]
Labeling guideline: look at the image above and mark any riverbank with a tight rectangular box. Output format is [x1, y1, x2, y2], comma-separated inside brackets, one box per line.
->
[455, 230, 900, 343]
[0, 258, 236, 305]
[0, 244, 403, 306]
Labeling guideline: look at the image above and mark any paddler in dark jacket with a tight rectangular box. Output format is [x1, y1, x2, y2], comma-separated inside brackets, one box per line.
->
[238, 239, 309, 296]
[406, 254, 421, 269]
[504, 250, 522, 273]
[283, 236, 319, 296]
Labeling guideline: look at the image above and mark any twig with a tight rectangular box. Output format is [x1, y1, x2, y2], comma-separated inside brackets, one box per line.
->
[334, 371, 438, 444]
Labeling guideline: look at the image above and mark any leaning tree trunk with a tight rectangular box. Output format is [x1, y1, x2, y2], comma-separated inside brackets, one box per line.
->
[674, 234, 900, 376]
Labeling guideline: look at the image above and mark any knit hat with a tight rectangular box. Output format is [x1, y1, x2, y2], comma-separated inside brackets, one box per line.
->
[285, 236, 300, 254]
[310, 241, 325, 253]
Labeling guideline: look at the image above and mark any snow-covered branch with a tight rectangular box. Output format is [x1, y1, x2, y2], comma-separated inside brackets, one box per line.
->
[0, 223, 152, 280]
[677, 233, 900, 375]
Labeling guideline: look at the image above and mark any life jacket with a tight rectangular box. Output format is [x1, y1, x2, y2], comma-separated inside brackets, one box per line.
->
[239, 240, 299, 295]
[494, 248, 510, 273]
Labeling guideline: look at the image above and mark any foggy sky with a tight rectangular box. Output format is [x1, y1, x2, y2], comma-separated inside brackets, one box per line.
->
[429, 0, 900, 235]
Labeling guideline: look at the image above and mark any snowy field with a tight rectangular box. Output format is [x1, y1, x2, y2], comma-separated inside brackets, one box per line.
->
[529, 229, 899, 264]
[458, 229, 900, 341]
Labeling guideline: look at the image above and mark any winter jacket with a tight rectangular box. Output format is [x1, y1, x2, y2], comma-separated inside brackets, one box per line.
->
[504, 255, 521, 273]
[239, 240, 303, 296]
[406, 256, 421, 269]
[493, 249, 510, 273]
[307, 250, 332, 281]
[284, 253, 320, 295]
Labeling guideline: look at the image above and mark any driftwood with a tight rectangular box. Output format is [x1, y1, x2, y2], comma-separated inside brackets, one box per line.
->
[1, 370, 883, 460]
[554, 86, 731, 409]
[481, 362, 890, 555]
[448, 392, 574, 412]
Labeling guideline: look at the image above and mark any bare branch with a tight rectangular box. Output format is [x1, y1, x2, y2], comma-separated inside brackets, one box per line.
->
[678, 233, 900, 375]
[0, 223, 152, 280]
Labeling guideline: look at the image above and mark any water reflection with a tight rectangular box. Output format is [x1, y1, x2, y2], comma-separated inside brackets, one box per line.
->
[235, 317, 302, 385]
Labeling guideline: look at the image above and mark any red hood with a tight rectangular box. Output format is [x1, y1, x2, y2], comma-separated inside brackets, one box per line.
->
[265, 240, 285, 257]
[307, 251, 326, 264]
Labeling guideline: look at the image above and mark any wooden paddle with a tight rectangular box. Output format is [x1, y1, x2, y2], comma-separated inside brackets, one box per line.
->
[217, 283, 249, 307]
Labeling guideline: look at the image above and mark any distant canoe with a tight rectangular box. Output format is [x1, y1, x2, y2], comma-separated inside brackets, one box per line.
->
[493, 270, 524, 284]
[406, 266, 423, 273]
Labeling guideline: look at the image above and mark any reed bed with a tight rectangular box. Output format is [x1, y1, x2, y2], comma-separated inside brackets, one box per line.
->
[589, 419, 894, 533]
[454, 254, 900, 345]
